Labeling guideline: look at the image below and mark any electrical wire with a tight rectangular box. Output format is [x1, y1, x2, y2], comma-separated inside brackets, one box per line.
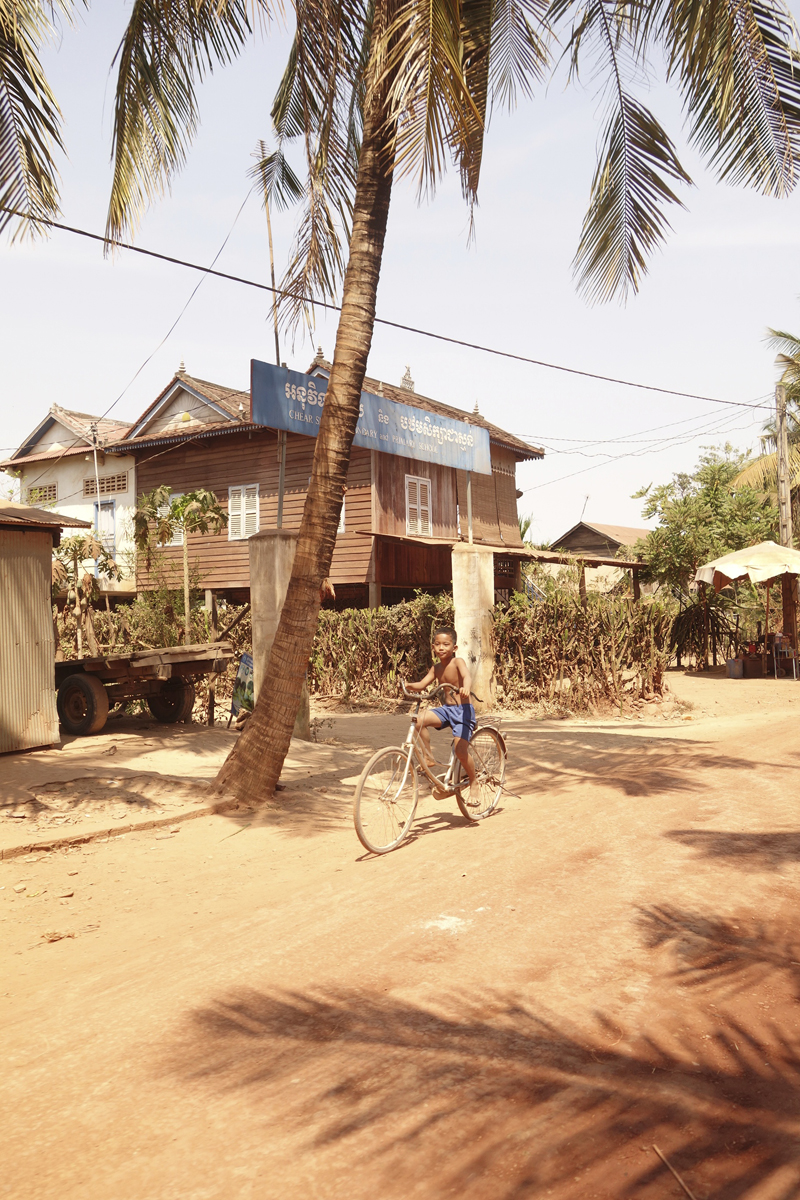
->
[0, 206, 775, 413]
[521, 412, 759, 493]
[16, 192, 253, 495]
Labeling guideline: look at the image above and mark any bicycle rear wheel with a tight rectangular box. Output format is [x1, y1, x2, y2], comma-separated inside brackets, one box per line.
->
[455, 726, 506, 821]
[353, 747, 419, 854]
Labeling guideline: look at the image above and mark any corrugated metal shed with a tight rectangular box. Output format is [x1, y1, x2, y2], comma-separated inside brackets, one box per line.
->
[0, 505, 90, 754]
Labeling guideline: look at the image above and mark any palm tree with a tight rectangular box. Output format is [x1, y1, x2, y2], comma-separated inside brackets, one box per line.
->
[134, 485, 228, 645]
[734, 329, 800, 498]
[5, 0, 800, 801]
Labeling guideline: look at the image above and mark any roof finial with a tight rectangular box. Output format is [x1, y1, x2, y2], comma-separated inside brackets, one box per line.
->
[314, 345, 324, 362]
[401, 365, 415, 392]
[473, 400, 480, 415]
[178, 359, 186, 375]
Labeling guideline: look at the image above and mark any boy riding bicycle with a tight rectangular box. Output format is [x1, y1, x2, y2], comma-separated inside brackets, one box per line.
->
[405, 626, 477, 799]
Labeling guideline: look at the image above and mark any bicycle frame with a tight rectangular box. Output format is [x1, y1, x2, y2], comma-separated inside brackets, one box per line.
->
[400, 689, 460, 799]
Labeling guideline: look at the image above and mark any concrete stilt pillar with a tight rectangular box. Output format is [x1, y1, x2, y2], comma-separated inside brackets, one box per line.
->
[451, 544, 496, 712]
[249, 529, 311, 740]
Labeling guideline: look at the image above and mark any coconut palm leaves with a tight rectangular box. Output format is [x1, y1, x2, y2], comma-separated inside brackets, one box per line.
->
[659, 0, 800, 196]
[106, 0, 264, 244]
[264, 0, 368, 327]
[561, 0, 692, 304]
[555, 0, 800, 302]
[732, 328, 800, 496]
[0, 0, 66, 237]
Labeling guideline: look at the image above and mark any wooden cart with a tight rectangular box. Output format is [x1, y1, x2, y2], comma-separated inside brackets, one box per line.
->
[54, 641, 235, 736]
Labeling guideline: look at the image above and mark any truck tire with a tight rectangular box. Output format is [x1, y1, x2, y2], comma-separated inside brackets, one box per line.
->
[147, 679, 195, 724]
[57, 674, 110, 736]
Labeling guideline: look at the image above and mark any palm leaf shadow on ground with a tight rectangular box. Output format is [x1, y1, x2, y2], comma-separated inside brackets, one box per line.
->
[166, 938, 800, 1199]
[502, 726, 762, 798]
[665, 830, 800, 872]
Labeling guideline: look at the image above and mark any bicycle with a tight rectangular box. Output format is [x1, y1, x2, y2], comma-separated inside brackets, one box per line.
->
[353, 682, 507, 855]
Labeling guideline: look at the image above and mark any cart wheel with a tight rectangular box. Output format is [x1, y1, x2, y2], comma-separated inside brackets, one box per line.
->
[57, 674, 109, 736]
[147, 679, 196, 724]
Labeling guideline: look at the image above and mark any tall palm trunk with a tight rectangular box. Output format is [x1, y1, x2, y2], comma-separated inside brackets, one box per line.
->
[214, 13, 395, 801]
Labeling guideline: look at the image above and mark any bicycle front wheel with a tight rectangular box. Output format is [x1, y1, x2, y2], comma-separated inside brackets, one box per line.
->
[455, 726, 506, 821]
[353, 747, 419, 854]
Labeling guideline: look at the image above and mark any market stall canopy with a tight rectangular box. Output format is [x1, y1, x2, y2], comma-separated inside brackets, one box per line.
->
[695, 541, 800, 590]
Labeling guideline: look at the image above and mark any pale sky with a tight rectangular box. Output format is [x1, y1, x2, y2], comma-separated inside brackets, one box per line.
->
[2, 2, 797, 543]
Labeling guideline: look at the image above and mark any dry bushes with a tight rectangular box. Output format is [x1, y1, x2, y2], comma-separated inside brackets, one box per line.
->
[310, 592, 455, 700]
[309, 590, 673, 713]
[492, 591, 673, 711]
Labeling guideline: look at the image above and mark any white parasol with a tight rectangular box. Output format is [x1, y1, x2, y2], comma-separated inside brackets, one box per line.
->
[695, 540, 800, 662]
[695, 540, 800, 591]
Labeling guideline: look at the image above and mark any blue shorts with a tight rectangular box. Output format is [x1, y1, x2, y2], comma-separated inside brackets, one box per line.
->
[430, 704, 475, 741]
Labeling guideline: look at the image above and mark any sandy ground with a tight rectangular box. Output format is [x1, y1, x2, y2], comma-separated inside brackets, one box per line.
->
[2, 669, 800, 1199]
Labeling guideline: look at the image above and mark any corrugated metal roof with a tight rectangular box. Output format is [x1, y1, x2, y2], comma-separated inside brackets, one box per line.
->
[0, 501, 91, 530]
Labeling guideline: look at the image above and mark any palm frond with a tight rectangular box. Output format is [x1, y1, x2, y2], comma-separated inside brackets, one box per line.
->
[384, 0, 482, 200]
[660, 0, 800, 196]
[249, 140, 303, 211]
[568, 0, 691, 303]
[732, 445, 800, 492]
[106, 0, 262, 244]
[487, 0, 550, 109]
[0, 0, 65, 238]
[272, 0, 368, 331]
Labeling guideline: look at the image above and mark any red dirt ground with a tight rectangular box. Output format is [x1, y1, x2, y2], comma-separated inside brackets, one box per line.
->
[2, 668, 800, 1200]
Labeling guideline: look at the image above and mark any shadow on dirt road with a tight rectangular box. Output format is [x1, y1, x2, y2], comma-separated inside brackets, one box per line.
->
[166, 902, 800, 1200]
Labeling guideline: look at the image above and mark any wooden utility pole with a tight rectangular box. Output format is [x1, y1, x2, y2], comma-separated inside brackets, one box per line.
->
[776, 384, 798, 647]
[264, 194, 287, 529]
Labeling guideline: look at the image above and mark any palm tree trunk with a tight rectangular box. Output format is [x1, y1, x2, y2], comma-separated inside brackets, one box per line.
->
[214, 14, 395, 801]
[183, 533, 191, 645]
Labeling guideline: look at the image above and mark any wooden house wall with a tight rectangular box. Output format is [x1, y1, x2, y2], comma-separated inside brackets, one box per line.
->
[134, 427, 525, 593]
[376, 540, 452, 589]
[371, 453, 458, 539]
[456, 448, 523, 548]
[135, 430, 373, 590]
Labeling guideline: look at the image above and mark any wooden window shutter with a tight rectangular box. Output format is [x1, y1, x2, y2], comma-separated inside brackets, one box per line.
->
[159, 493, 183, 546]
[418, 478, 431, 536]
[244, 485, 259, 537]
[228, 487, 243, 540]
[406, 475, 431, 536]
[406, 476, 419, 534]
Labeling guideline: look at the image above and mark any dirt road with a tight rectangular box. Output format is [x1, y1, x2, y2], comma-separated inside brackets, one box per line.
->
[3, 671, 800, 1200]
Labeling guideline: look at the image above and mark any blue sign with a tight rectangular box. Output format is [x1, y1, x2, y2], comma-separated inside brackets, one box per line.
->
[250, 359, 492, 475]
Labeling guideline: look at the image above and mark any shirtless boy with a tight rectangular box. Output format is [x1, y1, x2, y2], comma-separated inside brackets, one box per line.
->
[405, 626, 477, 798]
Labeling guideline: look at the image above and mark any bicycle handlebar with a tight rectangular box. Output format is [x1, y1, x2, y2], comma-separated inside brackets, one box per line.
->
[401, 681, 483, 703]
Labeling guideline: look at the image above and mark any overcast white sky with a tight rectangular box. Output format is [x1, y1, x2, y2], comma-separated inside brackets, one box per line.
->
[2, 3, 798, 542]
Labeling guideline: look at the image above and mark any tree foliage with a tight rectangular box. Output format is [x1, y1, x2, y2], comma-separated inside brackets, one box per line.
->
[134, 485, 227, 644]
[631, 445, 779, 591]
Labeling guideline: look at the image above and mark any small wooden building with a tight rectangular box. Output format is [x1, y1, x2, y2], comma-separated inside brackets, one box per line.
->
[552, 521, 649, 557]
[0, 502, 90, 753]
[118, 360, 542, 606]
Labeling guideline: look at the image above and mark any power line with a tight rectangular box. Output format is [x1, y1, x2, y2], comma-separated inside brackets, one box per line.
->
[522, 410, 753, 489]
[16, 192, 253, 495]
[0, 206, 774, 413]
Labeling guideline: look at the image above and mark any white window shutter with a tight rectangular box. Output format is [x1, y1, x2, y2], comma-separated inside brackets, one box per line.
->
[406, 477, 419, 534]
[419, 479, 431, 536]
[228, 487, 243, 540]
[244, 485, 259, 537]
[406, 476, 430, 536]
[158, 494, 183, 546]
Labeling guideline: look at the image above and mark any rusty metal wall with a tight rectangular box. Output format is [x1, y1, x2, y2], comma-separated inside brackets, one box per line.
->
[0, 528, 59, 753]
